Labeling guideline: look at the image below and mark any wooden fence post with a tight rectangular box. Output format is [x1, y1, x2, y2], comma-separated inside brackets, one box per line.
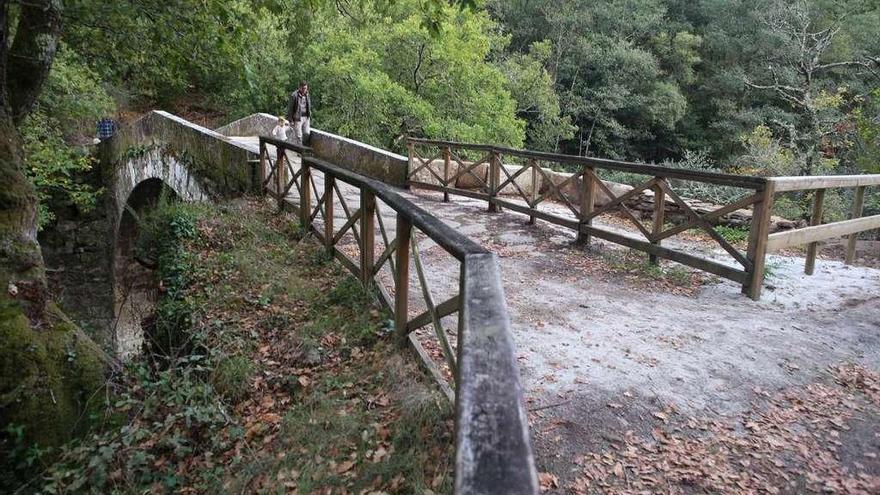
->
[259, 142, 267, 196]
[325, 176, 335, 252]
[488, 151, 501, 213]
[649, 181, 666, 265]
[394, 215, 412, 346]
[300, 160, 311, 228]
[443, 146, 451, 202]
[845, 186, 866, 265]
[406, 142, 414, 189]
[275, 146, 285, 201]
[804, 189, 826, 275]
[360, 190, 376, 287]
[576, 166, 596, 245]
[743, 182, 776, 300]
[528, 159, 538, 225]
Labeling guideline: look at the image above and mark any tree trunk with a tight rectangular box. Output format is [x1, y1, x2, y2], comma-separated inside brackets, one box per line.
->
[1, 1, 108, 462]
[0, 0, 52, 319]
[7, 0, 62, 124]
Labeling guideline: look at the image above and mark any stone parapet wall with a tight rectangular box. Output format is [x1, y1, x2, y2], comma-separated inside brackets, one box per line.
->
[214, 112, 277, 137]
[215, 113, 410, 187]
[112, 111, 256, 197]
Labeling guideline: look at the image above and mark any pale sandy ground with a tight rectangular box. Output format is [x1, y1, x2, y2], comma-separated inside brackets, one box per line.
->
[241, 141, 879, 489]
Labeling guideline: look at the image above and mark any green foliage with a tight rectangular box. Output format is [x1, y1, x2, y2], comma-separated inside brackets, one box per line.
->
[36, 45, 116, 137]
[715, 225, 750, 245]
[851, 89, 880, 174]
[134, 200, 201, 359]
[293, 0, 526, 151]
[490, 0, 698, 159]
[498, 40, 576, 150]
[733, 125, 798, 177]
[222, 10, 299, 118]
[210, 356, 255, 403]
[20, 112, 103, 228]
[43, 362, 232, 493]
[19, 46, 113, 228]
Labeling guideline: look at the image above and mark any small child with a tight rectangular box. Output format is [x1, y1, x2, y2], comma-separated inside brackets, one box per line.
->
[271, 116, 290, 141]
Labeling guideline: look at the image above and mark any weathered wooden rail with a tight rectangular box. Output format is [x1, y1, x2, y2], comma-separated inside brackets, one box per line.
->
[407, 138, 880, 300]
[257, 136, 538, 494]
[764, 175, 880, 273]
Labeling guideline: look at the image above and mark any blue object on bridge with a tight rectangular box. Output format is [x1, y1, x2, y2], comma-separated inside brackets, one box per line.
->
[97, 118, 117, 140]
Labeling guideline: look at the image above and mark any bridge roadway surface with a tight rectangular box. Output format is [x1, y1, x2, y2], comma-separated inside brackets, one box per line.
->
[230, 136, 880, 477]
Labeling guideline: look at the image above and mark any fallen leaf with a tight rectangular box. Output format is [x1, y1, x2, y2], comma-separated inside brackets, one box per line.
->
[336, 460, 355, 474]
[538, 472, 559, 490]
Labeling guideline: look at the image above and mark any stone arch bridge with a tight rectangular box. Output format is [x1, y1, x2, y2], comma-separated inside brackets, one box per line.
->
[45, 110, 412, 360]
[39, 110, 879, 495]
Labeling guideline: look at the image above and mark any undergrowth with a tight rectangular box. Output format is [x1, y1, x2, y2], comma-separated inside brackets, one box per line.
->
[714, 225, 750, 245]
[599, 248, 700, 289]
[27, 198, 452, 493]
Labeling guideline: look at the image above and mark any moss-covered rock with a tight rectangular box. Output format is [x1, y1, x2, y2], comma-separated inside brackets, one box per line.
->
[0, 297, 108, 449]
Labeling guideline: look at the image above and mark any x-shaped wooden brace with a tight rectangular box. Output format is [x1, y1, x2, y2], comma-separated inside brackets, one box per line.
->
[497, 161, 535, 205]
[332, 207, 362, 245]
[447, 150, 492, 192]
[581, 174, 658, 239]
[655, 181, 754, 269]
[281, 152, 305, 196]
[410, 236, 458, 377]
[374, 203, 396, 277]
[333, 181, 361, 246]
[533, 166, 583, 218]
[408, 150, 446, 184]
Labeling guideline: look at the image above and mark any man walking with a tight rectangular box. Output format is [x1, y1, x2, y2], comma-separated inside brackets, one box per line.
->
[286, 81, 312, 146]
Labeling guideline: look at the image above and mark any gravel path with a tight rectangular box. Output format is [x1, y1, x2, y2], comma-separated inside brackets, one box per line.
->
[234, 137, 880, 490]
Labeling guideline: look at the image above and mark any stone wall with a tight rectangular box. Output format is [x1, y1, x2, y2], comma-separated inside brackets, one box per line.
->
[38, 170, 116, 352]
[310, 130, 409, 187]
[215, 112, 410, 187]
[214, 112, 277, 137]
[111, 111, 256, 197]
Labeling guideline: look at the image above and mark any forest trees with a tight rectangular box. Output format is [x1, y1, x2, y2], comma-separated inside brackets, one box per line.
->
[489, 0, 702, 159]
[488, 0, 879, 179]
[744, 0, 880, 176]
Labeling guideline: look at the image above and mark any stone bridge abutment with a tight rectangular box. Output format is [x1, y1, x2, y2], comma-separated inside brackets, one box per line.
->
[43, 111, 256, 360]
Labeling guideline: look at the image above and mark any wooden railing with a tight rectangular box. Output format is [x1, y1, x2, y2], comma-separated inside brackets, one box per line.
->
[407, 138, 880, 300]
[257, 136, 538, 494]
[764, 175, 880, 273]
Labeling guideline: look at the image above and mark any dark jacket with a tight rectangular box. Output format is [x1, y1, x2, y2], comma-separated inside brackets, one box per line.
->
[286, 90, 312, 122]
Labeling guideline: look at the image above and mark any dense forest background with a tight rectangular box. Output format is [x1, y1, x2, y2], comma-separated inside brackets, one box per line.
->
[21, 0, 880, 226]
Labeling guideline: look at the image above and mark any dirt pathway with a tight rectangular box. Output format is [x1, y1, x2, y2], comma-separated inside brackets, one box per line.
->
[244, 140, 880, 491]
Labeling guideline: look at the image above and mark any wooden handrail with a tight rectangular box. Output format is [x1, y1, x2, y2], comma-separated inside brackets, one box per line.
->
[766, 214, 880, 252]
[769, 174, 880, 192]
[258, 136, 538, 495]
[407, 137, 880, 300]
[304, 155, 487, 260]
[408, 137, 767, 189]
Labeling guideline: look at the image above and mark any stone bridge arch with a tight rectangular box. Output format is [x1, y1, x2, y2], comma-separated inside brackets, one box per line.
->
[111, 148, 209, 358]
[41, 111, 256, 360]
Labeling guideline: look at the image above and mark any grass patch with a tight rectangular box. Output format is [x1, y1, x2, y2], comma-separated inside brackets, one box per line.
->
[715, 225, 750, 245]
[601, 249, 697, 288]
[34, 198, 452, 493]
[211, 355, 256, 404]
